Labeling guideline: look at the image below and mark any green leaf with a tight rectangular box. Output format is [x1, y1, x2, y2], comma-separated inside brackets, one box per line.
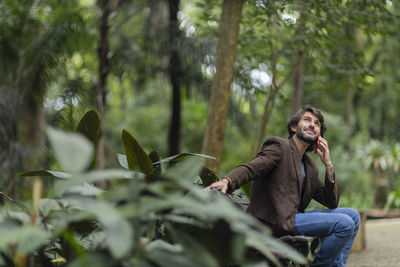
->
[149, 150, 162, 174]
[65, 196, 133, 259]
[39, 198, 62, 217]
[0, 226, 51, 254]
[118, 151, 163, 174]
[117, 154, 129, 170]
[18, 170, 72, 179]
[67, 182, 105, 196]
[163, 157, 205, 182]
[121, 130, 154, 174]
[240, 182, 252, 199]
[144, 248, 205, 267]
[54, 169, 140, 197]
[199, 167, 218, 186]
[145, 239, 183, 254]
[47, 127, 94, 174]
[67, 253, 112, 267]
[154, 153, 216, 164]
[76, 109, 100, 170]
[166, 227, 219, 267]
[79, 231, 106, 251]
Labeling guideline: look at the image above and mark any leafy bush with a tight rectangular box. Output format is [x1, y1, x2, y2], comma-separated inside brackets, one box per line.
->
[0, 110, 305, 266]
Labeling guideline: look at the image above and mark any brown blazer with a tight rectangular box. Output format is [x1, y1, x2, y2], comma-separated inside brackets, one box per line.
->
[226, 137, 340, 236]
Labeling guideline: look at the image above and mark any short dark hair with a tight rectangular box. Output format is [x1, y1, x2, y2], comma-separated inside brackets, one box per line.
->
[287, 105, 327, 138]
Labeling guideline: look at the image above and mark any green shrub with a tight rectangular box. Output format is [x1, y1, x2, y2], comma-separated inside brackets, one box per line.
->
[1, 110, 305, 266]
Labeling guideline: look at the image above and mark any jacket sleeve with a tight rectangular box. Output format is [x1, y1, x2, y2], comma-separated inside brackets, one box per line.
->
[312, 170, 340, 209]
[225, 139, 282, 192]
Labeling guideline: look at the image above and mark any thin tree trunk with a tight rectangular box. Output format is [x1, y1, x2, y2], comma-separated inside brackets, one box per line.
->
[254, 85, 279, 155]
[167, 0, 181, 157]
[253, 15, 283, 155]
[290, 48, 305, 117]
[372, 159, 387, 208]
[377, 37, 388, 141]
[345, 27, 357, 153]
[378, 82, 386, 141]
[136, 1, 169, 91]
[21, 70, 46, 171]
[96, 0, 111, 172]
[290, 2, 306, 117]
[345, 80, 355, 151]
[201, 0, 244, 174]
[7, 108, 20, 199]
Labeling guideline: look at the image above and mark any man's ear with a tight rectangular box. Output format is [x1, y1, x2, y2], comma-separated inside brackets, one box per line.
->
[290, 124, 297, 133]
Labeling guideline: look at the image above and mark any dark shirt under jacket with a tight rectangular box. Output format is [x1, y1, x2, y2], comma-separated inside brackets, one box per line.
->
[226, 137, 340, 236]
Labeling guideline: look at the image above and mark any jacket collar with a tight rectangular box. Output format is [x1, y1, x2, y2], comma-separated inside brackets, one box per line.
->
[289, 137, 299, 154]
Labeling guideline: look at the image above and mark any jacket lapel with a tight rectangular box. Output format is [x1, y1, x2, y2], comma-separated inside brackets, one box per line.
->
[289, 138, 303, 194]
[302, 156, 313, 197]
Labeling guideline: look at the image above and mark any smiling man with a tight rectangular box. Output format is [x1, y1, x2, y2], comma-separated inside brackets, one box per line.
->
[206, 106, 359, 267]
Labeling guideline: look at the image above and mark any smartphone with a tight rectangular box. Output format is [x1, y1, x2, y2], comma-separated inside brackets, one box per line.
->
[314, 136, 320, 154]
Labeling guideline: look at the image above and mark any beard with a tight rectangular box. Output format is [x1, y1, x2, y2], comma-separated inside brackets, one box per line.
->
[296, 126, 318, 144]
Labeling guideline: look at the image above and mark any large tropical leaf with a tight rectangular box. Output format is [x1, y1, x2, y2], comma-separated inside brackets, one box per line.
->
[62, 196, 133, 259]
[54, 169, 140, 197]
[153, 152, 215, 164]
[0, 225, 51, 254]
[18, 170, 72, 179]
[163, 157, 204, 182]
[121, 130, 154, 175]
[76, 109, 100, 169]
[47, 127, 94, 174]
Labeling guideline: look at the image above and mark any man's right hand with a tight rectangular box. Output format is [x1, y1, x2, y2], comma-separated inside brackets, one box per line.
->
[203, 178, 230, 194]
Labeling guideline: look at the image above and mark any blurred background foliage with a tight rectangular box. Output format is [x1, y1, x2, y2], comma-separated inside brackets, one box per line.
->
[1, 0, 400, 214]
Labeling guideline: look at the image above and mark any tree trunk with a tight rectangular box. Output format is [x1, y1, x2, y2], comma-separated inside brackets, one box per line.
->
[201, 0, 244, 174]
[167, 0, 182, 157]
[96, 0, 111, 172]
[136, 1, 169, 91]
[290, 1, 306, 117]
[21, 69, 46, 172]
[345, 27, 357, 153]
[345, 81, 355, 151]
[253, 15, 281, 155]
[372, 159, 387, 208]
[254, 84, 280, 155]
[290, 48, 305, 117]
[5, 91, 23, 199]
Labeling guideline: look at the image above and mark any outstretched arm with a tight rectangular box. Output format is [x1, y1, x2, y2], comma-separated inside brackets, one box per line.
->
[204, 140, 282, 194]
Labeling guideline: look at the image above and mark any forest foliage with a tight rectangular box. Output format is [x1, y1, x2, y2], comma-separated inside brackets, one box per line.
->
[0, 0, 400, 265]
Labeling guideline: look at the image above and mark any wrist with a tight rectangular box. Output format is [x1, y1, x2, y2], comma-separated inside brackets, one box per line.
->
[325, 162, 333, 169]
[221, 176, 232, 186]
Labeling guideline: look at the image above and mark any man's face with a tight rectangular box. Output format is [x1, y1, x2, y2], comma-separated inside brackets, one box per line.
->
[292, 112, 321, 144]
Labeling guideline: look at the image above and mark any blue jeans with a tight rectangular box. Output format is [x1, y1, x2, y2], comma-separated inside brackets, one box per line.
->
[294, 208, 360, 267]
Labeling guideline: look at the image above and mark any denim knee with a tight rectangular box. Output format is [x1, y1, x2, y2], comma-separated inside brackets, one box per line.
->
[350, 208, 360, 224]
[334, 215, 355, 238]
[341, 208, 360, 230]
